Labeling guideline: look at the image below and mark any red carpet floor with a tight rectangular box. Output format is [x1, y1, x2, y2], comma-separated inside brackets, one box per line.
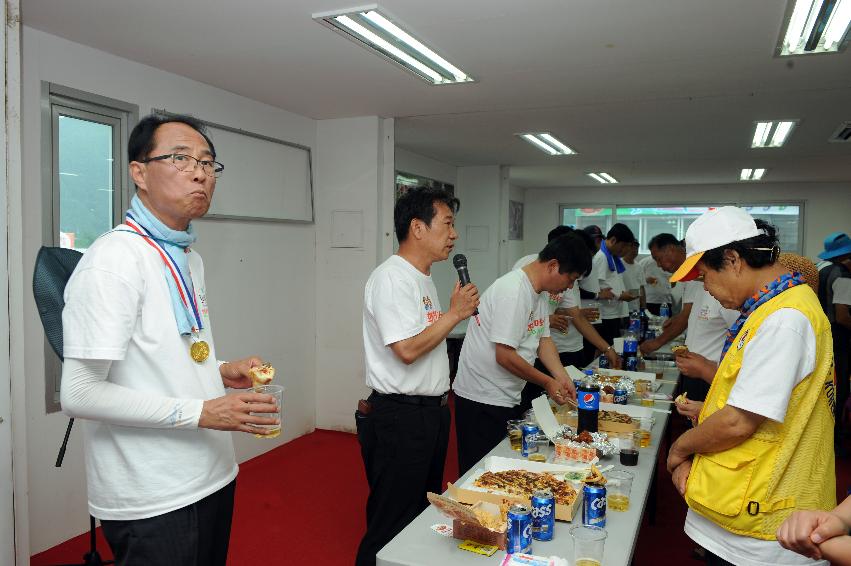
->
[32, 403, 851, 566]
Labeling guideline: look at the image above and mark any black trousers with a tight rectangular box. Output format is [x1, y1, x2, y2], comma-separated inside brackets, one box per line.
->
[583, 318, 622, 362]
[100, 479, 236, 566]
[455, 395, 523, 477]
[355, 394, 450, 566]
[834, 333, 849, 423]
[645, 302, 662, 316]
[520, 351, 588, 414]
[705, 550, 736, 566]
[681, 373, 711, 402]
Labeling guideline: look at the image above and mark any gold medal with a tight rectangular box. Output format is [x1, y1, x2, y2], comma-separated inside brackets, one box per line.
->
[190, 340, 210, 363]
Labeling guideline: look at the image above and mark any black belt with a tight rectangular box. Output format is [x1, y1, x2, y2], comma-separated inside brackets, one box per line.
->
[370, 391, 449, 407]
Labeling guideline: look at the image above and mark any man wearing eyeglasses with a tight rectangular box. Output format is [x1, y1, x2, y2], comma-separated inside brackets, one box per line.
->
[61, 114, 274, 566]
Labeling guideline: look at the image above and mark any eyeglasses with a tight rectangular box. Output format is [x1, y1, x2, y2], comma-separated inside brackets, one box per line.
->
[141, 153, 224, 178]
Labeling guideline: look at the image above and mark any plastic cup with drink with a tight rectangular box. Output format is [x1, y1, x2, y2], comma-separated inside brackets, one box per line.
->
[606, 470, 634, 511]
[570, 525, 607, 566]
[249, 384, 284, 439]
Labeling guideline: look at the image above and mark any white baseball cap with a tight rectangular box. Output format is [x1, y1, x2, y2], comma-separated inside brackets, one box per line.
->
[670, 206, 761, 282]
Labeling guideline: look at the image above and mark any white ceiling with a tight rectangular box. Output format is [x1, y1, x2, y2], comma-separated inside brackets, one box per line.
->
[22, 0, 851, 187]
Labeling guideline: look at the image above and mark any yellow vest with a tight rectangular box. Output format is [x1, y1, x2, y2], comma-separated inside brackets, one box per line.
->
[684, 284, 836, 540]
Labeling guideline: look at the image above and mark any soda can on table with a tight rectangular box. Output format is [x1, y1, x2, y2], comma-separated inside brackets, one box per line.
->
[598, 354, 610, 369]
[613, 386, 628, 404]
[583, 484, 607, 528]
[531, 489, 555, 541]
[507, 503, 533, 554]
[521, 422, 540, 457]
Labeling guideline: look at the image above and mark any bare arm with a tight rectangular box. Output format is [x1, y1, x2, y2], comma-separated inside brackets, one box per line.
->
[390, 281, 478, 364]
[667, 404, 766, 472]
[640, 303, 692, 354]
[536, 337, 576, 401]
[495, 343, 571, 403]
[564, 305, 620, 368]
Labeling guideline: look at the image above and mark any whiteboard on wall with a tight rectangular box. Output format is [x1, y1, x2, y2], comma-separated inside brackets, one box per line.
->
[154, 110, 314, 222]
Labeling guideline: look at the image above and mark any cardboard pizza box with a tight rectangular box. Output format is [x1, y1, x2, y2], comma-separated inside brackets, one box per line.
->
[446, 456, 582, 522]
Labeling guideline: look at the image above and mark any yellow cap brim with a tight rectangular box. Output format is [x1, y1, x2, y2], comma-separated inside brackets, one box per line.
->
[670, 251, 704, 282]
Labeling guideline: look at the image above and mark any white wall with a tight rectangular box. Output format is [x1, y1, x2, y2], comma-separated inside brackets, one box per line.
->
[313, 117, 394, 432]
[394, 148, 460, 312]
[19, 27, 318, 553]
[523, 183, 851, 259]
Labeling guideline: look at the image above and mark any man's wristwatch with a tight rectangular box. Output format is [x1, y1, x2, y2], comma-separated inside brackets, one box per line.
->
[604, 345, 614, 353]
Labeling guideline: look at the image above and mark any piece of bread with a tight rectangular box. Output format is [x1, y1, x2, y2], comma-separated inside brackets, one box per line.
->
[671, 345, 689, 356]
[249, 363, 275, 386]
[674, 392, 688, 405]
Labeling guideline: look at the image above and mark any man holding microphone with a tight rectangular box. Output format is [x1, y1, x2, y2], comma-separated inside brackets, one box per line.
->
[356, 187, 479, 566]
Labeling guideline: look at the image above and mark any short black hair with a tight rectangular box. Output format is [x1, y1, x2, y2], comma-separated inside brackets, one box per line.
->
[548, 225, 574, 242]
[570, 228, 596, 253]
[648, 233, 682, 250]
[606, 223, 636, 243]
[538, 234, 593, 276]
[394, 187, 460, 243]
[128, 113, 216, 163]
[701, 219, 780, 271]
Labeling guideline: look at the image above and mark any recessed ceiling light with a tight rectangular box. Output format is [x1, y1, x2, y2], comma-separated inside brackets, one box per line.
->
[516, 132, 577, 156]
[313, 6, 474, 85]
[778, 0, 851, 56]
[751, 120, 798, 148]
[588, 172, 618, 184]
[740, 168, 767, 181]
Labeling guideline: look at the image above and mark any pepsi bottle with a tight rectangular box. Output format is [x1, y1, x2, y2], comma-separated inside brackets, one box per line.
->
[577, 378, 600, 434]
[623, 329, 639, 371]
[640, 308, 650, 341]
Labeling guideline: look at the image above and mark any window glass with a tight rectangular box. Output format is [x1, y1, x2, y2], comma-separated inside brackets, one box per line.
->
[58, 115, 114, 250]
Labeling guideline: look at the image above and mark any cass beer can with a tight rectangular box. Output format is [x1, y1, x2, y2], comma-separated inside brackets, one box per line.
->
[521, 423, 540, 457]
[583, 484, 607, 528]
[598, 354, 610, 369]
[531, 489, 555, 541]
[613, 386, 628, 404]
[507, 504, 533, 554]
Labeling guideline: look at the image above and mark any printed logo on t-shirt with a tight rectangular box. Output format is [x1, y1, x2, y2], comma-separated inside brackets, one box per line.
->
[548, 292, 562, 308]
[197, 287, 209, 319]
[697, 304, 711, 321]
[527, 309, 545, 336]
[423, 295, 440, 325]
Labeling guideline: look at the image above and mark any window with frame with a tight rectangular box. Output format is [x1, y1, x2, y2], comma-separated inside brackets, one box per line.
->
[42, 83, 138, 412]
[561, 203, 804, 255]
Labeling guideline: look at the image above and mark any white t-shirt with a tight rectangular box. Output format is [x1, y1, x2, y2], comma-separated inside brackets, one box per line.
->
[454, 269, 550, 408]
[551, 283, 583, 353]
[684, 285, 741, 363]
[62, 227, 237, 521]
[589, 249, 626, 320]
[833, 277, 851, 305]
[513, 253, 580, 353]
[622, 260, 643, 314]
[685, 308, 823, 566]
[363, 255, 449, 396]
[640, 256, 674, 304]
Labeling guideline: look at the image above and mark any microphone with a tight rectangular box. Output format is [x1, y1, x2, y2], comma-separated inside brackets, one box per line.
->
[452, 254, 480, 322]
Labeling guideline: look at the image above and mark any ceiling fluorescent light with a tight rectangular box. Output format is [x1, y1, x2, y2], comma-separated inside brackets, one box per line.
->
[516, 132, 576, 156]
[313, 6, 474, 85]
[588, 172, 618, 184]
[751, 120, 798, 148]
[740, 168, 768, 181]
[779, 0, 851, 55]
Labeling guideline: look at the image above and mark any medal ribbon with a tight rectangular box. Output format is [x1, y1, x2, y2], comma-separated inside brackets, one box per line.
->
[125, 212, 204, 335]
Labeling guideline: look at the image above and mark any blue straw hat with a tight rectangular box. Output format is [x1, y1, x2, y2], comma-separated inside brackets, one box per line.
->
[818, 232, 851, 260]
